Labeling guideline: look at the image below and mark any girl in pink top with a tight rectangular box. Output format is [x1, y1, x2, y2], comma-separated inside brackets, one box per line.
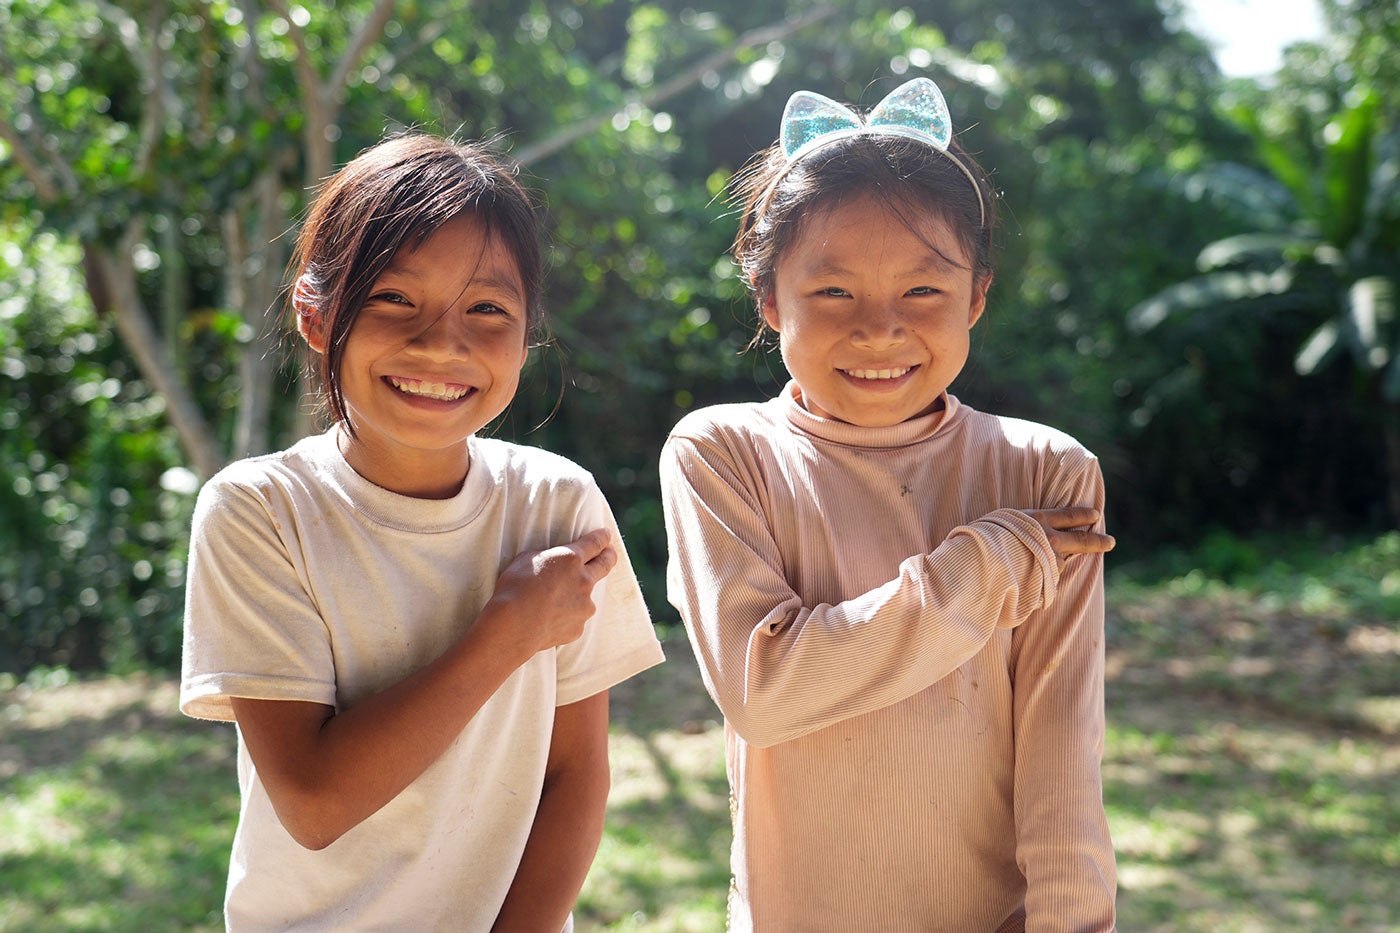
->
[661, 78, 1117, 930]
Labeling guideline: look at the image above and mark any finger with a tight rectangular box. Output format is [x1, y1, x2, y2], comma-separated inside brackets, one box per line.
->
[1053, 530, 1116, 554]
[567, 528, 613, 562]
[584, 544, 618, 581]
[1042, 507, 1101, 531]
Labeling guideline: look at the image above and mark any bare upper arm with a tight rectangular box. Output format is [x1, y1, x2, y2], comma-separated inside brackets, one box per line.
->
[544, 690, 610, 784]
[229, 697, 336, 831]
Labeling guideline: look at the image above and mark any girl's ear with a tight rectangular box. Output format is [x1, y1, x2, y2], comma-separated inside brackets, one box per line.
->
[760, 294, 781, 333]
[967, 273, 992, 328]
[292, 276, 328, 353]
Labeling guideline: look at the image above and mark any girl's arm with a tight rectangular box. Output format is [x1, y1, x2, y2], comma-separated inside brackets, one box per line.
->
[231, 530, 617, 851]
[1010, 465, 1117, 929]
[660, 434, 1061, 748]
[491, 690, 610, 932]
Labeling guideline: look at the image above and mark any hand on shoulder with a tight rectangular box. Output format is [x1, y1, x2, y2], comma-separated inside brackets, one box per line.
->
[482, 528, 618, 656]
[1022, 507, 1115, 569]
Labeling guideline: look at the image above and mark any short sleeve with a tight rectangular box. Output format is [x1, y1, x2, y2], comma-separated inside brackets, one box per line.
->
[552, 483, 664, 706]
[179, 476, 338, 721]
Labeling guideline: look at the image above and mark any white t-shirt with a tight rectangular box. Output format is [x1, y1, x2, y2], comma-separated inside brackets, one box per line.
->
[181, 428, 664, 931]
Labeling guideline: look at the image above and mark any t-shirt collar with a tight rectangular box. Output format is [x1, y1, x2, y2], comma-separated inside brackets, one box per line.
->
[309, 427, 492, 533]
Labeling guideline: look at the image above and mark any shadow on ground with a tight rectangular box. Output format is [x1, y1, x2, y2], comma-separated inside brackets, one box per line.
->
[2, 606, 1397, 931]
[1, 677, 236, 932]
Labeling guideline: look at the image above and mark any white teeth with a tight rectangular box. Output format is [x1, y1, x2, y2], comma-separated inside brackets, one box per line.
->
[388, 377, 470, 401]
[845, 367, 911, 380]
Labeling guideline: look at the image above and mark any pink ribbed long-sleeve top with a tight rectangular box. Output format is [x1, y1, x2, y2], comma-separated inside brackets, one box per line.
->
[660, 384, 1116, 932]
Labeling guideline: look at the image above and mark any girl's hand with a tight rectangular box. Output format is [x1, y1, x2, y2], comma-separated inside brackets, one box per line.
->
[1022, 508, 1115, 566]
[484, 529, 618, 655]
[229, 529, 618, 851]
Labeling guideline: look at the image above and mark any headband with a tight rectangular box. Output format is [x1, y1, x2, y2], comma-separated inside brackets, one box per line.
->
[779, 77, 986, 227]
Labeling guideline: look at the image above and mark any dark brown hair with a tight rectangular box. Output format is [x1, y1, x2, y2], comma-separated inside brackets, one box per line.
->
[730, 130, 996, 334]
[289, 133, 544, 427]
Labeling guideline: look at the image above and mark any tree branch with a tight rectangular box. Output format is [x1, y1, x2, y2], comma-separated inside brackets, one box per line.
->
[264, 0, 325, 131]
[88, 227, 226, 478]
[371, 18, 450, 77]
[266, 0, 399, 187]
[92, 0, 142, 59]
[133, 2, 170, 178]
[0, 46, 80, 201]
[89, 0, 168, 177]
[511, 4, 838, 167]
[0, 119, 61, 202]
[329, 0, 399, 107]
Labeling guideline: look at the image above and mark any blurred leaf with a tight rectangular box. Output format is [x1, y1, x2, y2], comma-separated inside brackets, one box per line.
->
[1296, 319, 1341, 375]
[1197, 233, 1320, 272]
[1129, 269, 1300, 333]
[1344, 275, 1395, 370]
[1322, 89, 1378, 245]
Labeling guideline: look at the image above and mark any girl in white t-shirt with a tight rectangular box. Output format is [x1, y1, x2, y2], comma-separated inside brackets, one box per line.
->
[181, 133, 663, 931]
[661, 78, 1117, 929]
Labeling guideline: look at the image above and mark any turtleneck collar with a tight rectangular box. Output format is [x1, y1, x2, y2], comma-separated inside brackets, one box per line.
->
[779, 380, 962, 448]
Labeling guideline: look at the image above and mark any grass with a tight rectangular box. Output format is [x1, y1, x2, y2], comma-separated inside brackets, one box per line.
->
[0, 675, 234, 932]
[2, 531, 1397, 931]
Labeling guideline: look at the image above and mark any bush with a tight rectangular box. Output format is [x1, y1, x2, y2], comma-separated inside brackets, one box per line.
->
[0, 226, 195, 673]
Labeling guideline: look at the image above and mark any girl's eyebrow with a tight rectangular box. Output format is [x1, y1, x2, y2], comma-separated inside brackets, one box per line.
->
[799, 253, 960, 278]
[463, 273, 525, 300]
[800, 258, 856, 278]
[380, 265, 525, 301]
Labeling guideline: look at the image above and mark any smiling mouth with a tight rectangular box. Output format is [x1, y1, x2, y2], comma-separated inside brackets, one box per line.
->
[386, 376, 473, 401]
[841, 366, 915, 381]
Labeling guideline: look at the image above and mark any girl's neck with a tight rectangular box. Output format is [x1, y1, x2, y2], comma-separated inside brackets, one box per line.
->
[335, 426, 471, 500]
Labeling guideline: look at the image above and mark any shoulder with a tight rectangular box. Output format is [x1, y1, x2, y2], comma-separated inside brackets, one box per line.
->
[196, 433, 327, 502]
[950, 402, 1102, 503]
[955, 401, 1096, 465]
[471, 436, 601, 498]
[666, 399, 783, 453]
[661, 401, 788, 488]
[952, 402, 1104, 508]
[190, 434, 347, 541]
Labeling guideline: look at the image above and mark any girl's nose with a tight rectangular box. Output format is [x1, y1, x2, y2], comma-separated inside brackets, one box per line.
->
[851, 300, 906, 348]
[410, 308, 470, 356]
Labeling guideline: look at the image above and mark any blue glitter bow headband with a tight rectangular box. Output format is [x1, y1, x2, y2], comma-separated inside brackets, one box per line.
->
[779, 77, 985, 226]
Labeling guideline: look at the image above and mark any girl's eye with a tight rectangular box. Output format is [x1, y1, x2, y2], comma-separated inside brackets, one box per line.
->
[907, 285, 940, 297]
[369, 291, 412, 306]
[819, 287, 851, 298]
[469, 302, 509, 316]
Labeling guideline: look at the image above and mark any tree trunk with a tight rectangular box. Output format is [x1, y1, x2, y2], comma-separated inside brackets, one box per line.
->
[88, 241, 225, 479]
[226, 167, 292, 460]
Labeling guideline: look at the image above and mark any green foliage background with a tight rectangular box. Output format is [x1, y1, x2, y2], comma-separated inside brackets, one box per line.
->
[1, 0, 1397, 674]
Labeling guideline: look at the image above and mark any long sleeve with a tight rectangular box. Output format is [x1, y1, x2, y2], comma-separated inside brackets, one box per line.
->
[1011, 459, 1117, 930]
[661, 431, 1059, 748]
[661, 392, 1117, 930]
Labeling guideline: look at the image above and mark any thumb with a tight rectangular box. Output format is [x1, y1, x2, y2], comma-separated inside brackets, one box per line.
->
[568, 528, 613, 563]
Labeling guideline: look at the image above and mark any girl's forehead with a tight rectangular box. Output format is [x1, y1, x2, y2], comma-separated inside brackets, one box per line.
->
[786, 196, 968, 269]
[383, 216, 524, 295]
